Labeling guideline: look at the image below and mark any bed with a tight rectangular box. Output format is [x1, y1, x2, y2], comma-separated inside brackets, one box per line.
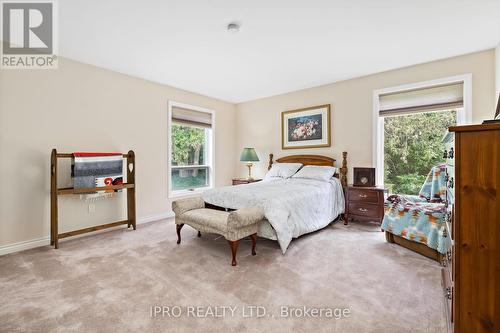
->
[202, 153, 348, 253]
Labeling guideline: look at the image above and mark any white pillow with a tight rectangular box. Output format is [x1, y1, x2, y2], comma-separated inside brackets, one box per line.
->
[291, 165, 337, 182]
[263, 163, 302, 181]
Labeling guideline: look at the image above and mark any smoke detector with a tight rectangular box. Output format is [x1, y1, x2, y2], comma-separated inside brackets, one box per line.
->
[227, 23, 240, 33]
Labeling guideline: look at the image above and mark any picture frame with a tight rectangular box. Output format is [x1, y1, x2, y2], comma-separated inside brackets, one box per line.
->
[353, 167, 375, 187]
[281, 104, 331, 149]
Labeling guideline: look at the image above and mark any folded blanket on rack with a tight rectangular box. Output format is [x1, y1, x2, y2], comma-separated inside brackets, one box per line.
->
[72, 152, 123, 200]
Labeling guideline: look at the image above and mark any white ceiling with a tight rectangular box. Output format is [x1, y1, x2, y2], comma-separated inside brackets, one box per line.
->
[59, 0, 500, 103]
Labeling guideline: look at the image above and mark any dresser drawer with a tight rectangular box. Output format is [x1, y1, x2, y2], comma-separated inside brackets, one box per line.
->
[445, 165, 454, 178]
[446, 175, 455, 198]
[445, 166, 455, 203]
[443, 133, 455, 167]
[348, 202, 381, 218]
[348, 188, 380, 204]
[440, 247, 453, 269]
[444, 209, 453, 241]
[445, 151, 454, 167]
[441, 267, 453, 326]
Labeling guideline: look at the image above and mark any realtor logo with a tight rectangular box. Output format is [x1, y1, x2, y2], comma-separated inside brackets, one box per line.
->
[1, 0, 57, 69]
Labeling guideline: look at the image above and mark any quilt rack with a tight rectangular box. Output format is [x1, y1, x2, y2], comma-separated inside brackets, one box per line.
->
[50, 149, 136, 248]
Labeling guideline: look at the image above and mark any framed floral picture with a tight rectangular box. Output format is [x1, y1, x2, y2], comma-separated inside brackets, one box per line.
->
[281, 104, 331, 149]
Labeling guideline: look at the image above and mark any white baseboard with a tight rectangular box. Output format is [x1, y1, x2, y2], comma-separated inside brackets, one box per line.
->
[138, 211, 175, 224]
[0, 211, 175, 256]
[0, 236, 51, 256]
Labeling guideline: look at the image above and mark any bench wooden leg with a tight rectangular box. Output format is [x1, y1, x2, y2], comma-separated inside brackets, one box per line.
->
[227, 240, 239, 266]
[385, 231, 395, 243]
[250, 233, 257, 256]
[176, 224, 184, 244]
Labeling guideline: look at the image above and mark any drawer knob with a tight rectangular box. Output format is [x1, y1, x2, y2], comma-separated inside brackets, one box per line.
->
[445, 287, 452, 300]
[358, 208, 368, 212]
[445, 213, 452, 223]
[358, 194, 367, 198]
[441, 256, 448, 267]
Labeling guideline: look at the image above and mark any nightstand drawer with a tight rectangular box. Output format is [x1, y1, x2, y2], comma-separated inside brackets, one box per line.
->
[344, 185, 386, 225]
[348, 188, 380, 204]
[348, 202, 381, 218]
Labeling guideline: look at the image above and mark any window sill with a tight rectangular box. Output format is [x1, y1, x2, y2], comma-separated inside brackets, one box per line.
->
[169, 186, 212, 199]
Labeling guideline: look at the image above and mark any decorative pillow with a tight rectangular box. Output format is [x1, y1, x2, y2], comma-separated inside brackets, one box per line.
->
[263, 163, 302, 181]
[291, 165, 337, 182]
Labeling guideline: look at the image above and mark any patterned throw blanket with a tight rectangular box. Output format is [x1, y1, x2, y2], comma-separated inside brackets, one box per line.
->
[381, 164, 450, 254]
[418, 164, 448, 203]
[72, 152, 123, 200]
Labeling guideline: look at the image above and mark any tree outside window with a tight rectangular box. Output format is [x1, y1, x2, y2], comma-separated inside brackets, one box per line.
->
[384, 110, 456, 195]
[171, 124, 209, 191]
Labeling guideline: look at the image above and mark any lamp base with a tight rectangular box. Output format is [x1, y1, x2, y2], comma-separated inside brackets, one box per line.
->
[246, 162, 254, 180]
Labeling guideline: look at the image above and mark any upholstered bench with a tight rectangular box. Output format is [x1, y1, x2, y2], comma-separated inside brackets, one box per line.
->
[172, 197, 264, 266]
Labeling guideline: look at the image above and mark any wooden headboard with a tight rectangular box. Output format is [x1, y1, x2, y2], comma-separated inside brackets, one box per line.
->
[268, 152, 348, 186]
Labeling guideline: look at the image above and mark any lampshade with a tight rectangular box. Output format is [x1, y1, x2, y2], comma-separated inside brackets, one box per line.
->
[240, 148, 259, 162]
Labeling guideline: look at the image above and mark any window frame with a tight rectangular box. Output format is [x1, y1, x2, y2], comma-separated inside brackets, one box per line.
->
[167, 101, 215, 198]
[373, 74, 472, 187]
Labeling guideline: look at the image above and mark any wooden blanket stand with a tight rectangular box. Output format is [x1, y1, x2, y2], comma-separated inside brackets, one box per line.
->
[50, 149, 136, 249]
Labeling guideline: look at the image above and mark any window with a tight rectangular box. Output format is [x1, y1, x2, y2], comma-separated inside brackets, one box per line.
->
[168, 102, 214, 197]
[383, 109, 457, 194]
[374, 76, 471, 194]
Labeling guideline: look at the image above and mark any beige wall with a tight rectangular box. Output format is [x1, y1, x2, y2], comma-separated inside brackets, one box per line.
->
[0, 57, 236, 248]
[0, 49, 496, 250]
[235, 50, 496, 181]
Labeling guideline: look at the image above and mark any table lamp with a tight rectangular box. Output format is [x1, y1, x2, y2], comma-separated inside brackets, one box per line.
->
[240, 148, 259, 180]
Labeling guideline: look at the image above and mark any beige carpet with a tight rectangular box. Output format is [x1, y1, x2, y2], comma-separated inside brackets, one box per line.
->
[0, 219, 446, 332]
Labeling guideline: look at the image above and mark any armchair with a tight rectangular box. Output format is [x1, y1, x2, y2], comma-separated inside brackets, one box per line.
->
[381, 164, 451, 261]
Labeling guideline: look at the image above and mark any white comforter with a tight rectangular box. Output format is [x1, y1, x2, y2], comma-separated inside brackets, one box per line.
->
[202, 177, 345, 253]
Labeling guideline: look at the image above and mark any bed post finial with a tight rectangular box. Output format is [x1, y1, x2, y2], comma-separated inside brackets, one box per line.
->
[268, 153, 274, 170]
[340, 151, 348, 187]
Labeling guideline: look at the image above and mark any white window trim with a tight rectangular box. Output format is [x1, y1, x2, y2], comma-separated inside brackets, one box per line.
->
[373, 74, 472, 187]
[167, 100, 215, 199]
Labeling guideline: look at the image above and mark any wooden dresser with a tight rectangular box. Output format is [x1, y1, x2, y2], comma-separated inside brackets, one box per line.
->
[443, 123, 499, 332]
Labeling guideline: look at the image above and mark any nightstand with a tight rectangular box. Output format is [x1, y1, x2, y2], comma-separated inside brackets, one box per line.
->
[232, 178, 262, 186]
[344, 185, 387, 225]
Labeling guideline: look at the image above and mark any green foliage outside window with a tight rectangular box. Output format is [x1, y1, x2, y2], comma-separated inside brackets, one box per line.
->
[171, 124, 206, 166]
[171, 123, 208, 191]
[384, 110, 456, 195]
